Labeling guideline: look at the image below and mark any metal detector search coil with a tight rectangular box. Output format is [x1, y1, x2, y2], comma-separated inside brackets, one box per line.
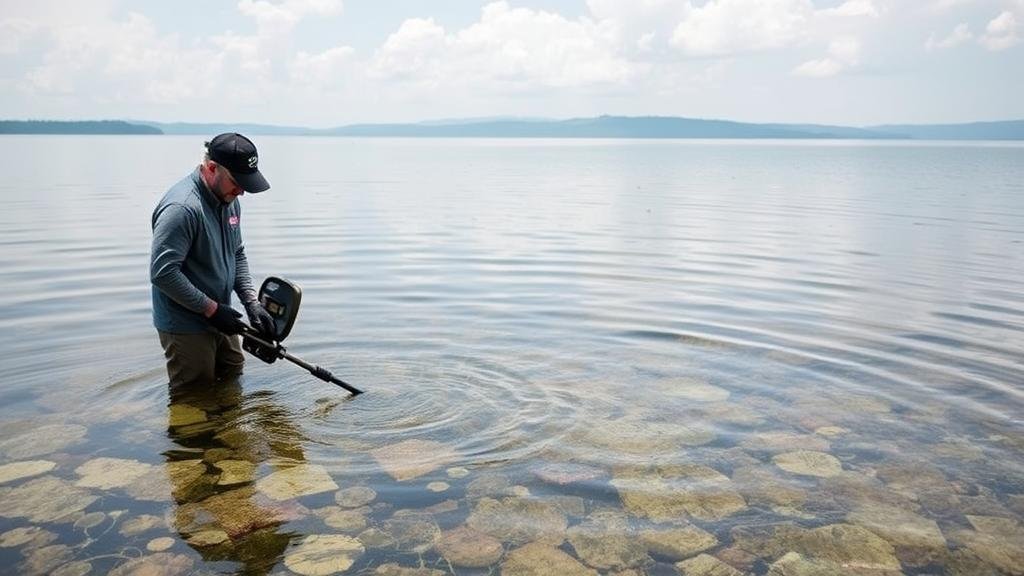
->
[240, 276, 362, 395]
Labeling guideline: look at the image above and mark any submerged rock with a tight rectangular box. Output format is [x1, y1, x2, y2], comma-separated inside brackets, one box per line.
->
[788, 524, 902, 573]
[119, 514, 165, 537]
[427, 481, 449, 492]
[772, 451, 842, 478]
[51, 561, 92, 576]
[108, 552, 194, 576]
[20, 543, 73, 575]
[743, 432, 831, 454]
[675, 554, 743, 576]
[0, 476, 98, 523]
[467, 497, 567, 546]
[952, 515, 1024, 575]
[370, 439, 458, 481]
[374, 564, 446, 576]
[124, 459, 208, 502]
[0, 526, 58, 549]
[175, 486, 307, 538]
[846, 504, 946, 566]
[73, 511, 106, 529]
[567, 509, 648, 570]
[255, 464, 338, 500]
[447, 467, 470, 478]
[335, 486, 377, 508]
[533, 463, 606, 487]
[167, 404, 207, 427]
[186, 529, 230, 547]
[437, 525, 504, 567]
[583, 418, 715, 455]
[611, 464, 747, 522]
[147, 536, 175, 551]
[466, 473, 512, 499]
[501, 542, 598, 576]
[284, 534, 365, 576]
[75, 457, 154, 489]
[658, 377, 731, 402]
[0, 424, 87, 459]
[317, 506, 369, 532]
[381, 512, 442, 554]
[214, 459, 256, 486]
[0, 460, 56, 484]
[639, 523, 719, 561]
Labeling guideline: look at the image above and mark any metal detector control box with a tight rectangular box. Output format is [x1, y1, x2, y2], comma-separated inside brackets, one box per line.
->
[243, 276, 302, 363]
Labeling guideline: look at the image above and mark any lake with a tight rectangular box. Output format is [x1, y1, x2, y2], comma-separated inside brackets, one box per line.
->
[0, 136, 1022, 575]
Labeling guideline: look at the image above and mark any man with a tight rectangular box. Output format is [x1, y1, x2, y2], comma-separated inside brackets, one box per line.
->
[150, 132, 276, 386]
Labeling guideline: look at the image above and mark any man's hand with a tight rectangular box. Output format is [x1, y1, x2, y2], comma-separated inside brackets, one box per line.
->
[244, 300, 277, 340]
[207, 303, 247, 335]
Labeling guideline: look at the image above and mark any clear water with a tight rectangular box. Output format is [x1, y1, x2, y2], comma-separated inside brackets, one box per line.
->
[0, 136, 1022, 575]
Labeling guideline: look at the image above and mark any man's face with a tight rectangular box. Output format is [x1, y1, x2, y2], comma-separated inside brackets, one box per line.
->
[210, 163, 244, 204]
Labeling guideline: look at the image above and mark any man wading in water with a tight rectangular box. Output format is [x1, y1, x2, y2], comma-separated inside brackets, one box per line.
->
[150, 133, 276, 387]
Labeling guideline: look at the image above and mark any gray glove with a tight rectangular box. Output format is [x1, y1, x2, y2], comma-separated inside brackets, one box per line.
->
[244, 301, 277, 340]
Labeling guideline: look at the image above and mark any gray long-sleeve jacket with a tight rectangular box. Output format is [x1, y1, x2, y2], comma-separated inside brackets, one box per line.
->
[151, 168, 256, 333]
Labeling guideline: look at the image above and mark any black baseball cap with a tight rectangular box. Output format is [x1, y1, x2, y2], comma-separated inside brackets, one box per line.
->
[205, 133, 270, 193]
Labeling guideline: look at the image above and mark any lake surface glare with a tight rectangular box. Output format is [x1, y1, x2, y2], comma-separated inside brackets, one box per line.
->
[0, 136, 1022, 575]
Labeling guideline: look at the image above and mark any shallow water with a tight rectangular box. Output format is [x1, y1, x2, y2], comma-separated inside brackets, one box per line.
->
[0, 136, 1022, 575]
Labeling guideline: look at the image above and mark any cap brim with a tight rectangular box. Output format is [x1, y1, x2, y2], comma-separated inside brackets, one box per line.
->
[231, 169, 270, 193]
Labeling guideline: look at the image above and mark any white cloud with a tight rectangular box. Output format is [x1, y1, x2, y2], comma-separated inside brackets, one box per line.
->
[926, 22, 973, 50]
[237, 0, 343, 33]
[289, 46, 355, 87]
[0, 18, 39, 55]
[792, 36, 861, 77]
[670, 0, 814, 56]
[371, 2, 634, 91]
[979, 10, 1021, 50]
[818, 0, 881, 18]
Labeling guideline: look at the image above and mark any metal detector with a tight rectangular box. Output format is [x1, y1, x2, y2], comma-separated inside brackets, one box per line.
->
[242, 277, 362, 396]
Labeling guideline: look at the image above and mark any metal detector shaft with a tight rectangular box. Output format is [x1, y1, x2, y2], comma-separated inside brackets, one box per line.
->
[242, 327, 363, 396]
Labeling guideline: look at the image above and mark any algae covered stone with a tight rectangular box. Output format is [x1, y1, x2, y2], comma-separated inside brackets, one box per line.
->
[370, 439, 458, 481]
[772, 451, 842, 478]
[847, 504, 946, 566]
[501, 542, 599, 576]
[318, 506, 369, 532]
[437, 525, 504, 567]
[0, 460, 56, 484]
[256, 464, 338, 500]
[284, 534, 364, 575]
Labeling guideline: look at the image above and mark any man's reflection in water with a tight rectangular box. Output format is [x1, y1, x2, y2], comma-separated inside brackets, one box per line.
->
[163, 378, 309, 575]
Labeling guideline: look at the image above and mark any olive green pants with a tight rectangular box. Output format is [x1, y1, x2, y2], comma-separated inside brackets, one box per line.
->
[158, 330, 244, 387]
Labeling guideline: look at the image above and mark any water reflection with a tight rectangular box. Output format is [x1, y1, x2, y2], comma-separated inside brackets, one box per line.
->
[164, 379, 306, 575]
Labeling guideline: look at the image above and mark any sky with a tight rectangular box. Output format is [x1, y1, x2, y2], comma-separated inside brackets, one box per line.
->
[1, 0, 1021, 127]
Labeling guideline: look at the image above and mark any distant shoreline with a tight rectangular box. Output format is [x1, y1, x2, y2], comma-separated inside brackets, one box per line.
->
[2, 117, 1023, 140]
